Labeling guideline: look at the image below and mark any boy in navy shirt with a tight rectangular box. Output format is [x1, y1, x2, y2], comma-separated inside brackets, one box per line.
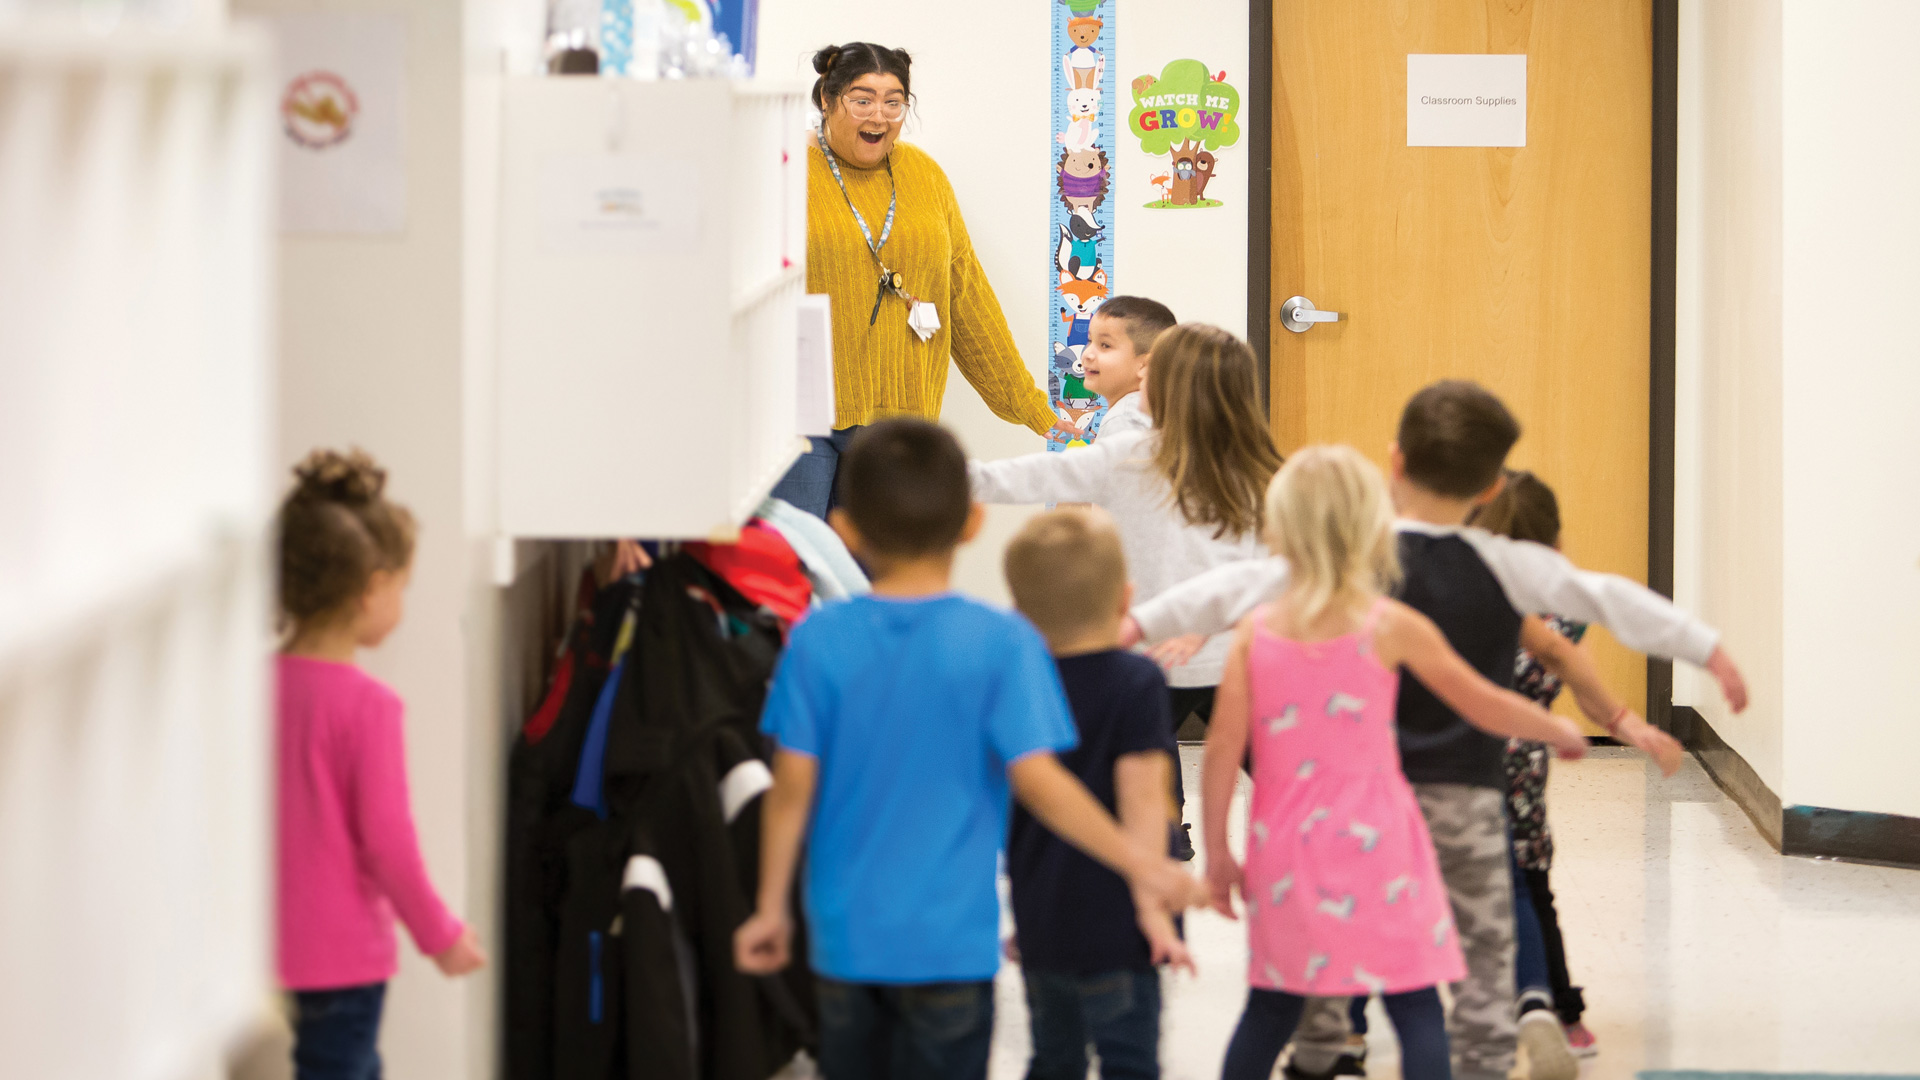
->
[734, 419, 1203, 1080]
[1004, 508, 1190, 1080]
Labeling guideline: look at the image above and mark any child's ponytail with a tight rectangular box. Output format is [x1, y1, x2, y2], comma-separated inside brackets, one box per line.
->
[277, 448, 416, 630]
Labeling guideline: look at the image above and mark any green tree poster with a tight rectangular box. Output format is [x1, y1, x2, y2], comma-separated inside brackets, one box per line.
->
[1127, 59, 1241, 208]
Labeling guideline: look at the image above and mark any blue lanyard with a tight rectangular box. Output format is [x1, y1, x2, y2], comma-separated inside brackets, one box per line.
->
[816, 128, 903, 326]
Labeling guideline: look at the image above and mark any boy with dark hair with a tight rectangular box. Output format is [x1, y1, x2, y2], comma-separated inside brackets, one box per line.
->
[1078, 295, 1177, 435]
[1119, 381, 1749, 1080]
[1003, 507, 1189, 1080]
[734, 418, 1204, 1080]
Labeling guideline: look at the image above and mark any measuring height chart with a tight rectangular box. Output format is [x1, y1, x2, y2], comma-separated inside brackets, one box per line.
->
[1049, 0, 1116, 449]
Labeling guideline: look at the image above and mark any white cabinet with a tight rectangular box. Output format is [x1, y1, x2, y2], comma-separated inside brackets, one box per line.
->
[495, 78, 809, 539]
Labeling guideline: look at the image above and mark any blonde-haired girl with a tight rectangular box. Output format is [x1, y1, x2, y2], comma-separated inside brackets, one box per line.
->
[970, 323, 1283, 853]
[1202, 445, 1585, 1080]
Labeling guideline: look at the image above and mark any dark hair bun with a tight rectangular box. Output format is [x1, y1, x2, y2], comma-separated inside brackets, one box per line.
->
[292, 448, 387, 507]
[812, 44, 843, 75]
[810, 42, 914, 113]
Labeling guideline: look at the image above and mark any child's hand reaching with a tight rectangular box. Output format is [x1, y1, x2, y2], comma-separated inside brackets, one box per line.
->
[734, 907, 793, 975]
[432, 926, 487, 977]
[1118, 615, 1144, 649]
[1706, 645, 1749, 713]
[1612, 709, 1685, 777]
[1205, 850, 1242, 920]
[1543, 715, 1588, 761]
[1134, 902, 1196, 975]
[1146, 633, 1207, 671]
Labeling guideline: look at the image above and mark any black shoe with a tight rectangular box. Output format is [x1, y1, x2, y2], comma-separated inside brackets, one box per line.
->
[1282, 1047, 1365, 1080]
[1170, 822, 1195, 862]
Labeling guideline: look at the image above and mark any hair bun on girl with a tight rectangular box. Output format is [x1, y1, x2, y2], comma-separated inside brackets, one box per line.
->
[812, 45, 843, 74]
[292, 448, 387, 506]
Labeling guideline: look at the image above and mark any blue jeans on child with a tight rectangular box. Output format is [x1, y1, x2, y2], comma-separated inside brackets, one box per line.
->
[1023, 968, 1161, 1080]
[770, 427, 863, 520]
[291, 982, 386, 1080]
[1223, 987, 1451, 1080]
[1511, 833, 1552, 1011]
[816, 977, 995, 1080]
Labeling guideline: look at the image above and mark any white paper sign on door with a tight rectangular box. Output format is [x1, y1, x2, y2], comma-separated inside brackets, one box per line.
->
[1407, 54, 1526, 147]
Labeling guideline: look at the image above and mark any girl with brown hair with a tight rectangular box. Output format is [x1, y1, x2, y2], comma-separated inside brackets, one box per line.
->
[970, 323, 1284, 854]
[274, 449, 485, 1079]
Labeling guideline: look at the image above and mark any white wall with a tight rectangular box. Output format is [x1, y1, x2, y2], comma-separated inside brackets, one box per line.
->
[1676, 0, 1920, 819]
[1673, 0, 1786, 794]
[1776, 1, 1920, 817]
[236, 0, 494, 1074]
[757, 0, 1248, 605]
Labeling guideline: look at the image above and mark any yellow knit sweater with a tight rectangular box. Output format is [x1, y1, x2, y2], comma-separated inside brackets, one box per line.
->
[807, 139, 1057, 435]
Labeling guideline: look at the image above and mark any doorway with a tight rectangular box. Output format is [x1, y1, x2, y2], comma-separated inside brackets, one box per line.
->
[1249, 1, 1678, 724]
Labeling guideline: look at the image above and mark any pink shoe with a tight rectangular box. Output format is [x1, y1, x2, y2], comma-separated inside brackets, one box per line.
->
[1563, 1021, 1598, 1058]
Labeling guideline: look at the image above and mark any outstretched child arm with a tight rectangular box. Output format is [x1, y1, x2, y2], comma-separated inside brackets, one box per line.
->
[1010, 753, 1208, 918]
[1124, 556, 1291, 647]
[1115, 749, 1194, 973]
[734, 748, 817, 975]
[1375, 602, 1588, 758]
[1461, 530, 1749, 712]
[969, 434, 1118, 506]
[1200, 620, 1255, 920]
[1519, 617, 1684, 776]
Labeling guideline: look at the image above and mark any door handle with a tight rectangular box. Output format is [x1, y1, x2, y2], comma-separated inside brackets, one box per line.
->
[1279, 295, 1344, 333]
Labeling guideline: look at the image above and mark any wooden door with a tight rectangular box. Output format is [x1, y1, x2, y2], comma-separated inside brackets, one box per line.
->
[1270, 1, 1652, 721]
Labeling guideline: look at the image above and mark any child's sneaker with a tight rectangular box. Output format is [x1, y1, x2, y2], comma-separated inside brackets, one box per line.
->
[1518, 1008, 1578, 1080]
[1563, 1020, 1598, 1058]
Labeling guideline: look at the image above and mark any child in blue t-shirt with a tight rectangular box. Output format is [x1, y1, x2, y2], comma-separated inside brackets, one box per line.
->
[734, 419, 1204, 1080]
[1003, 507, 1192, 1080]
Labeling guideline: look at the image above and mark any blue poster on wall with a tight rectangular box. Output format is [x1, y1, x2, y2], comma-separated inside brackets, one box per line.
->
[1048, 0, 1115, 450]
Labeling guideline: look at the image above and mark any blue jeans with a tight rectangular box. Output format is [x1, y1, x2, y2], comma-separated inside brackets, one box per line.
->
[291, 982, 386, 1080]
[1223, 988, 1450, 1080]
[1023, 968, 1161, 1080]
[1511, 836, 1551, 1007]
[770, 427, 863, 520]
[816, 977, 994, 1080]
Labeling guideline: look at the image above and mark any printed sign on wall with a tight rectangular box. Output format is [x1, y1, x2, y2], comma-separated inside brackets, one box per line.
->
[1128, 59, 1240, 209]
[269, 13, 407, 234]
[1048, 0, 1116, 448]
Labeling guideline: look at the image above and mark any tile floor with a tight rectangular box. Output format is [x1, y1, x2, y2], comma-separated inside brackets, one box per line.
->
[988, 747, 1920, 1080]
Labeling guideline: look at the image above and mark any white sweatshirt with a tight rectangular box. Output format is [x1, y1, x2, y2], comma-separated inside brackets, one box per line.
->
[970, 427, 1264, 686]
[1130, 519, 1721, 668]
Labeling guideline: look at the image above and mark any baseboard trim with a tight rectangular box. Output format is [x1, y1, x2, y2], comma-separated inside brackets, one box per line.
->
[1674, 705, 1920, 869]
[1674, 705, 1783, 849]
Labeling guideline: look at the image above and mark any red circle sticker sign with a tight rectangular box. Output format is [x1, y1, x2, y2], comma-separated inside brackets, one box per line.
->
[281, 71, 359, 150]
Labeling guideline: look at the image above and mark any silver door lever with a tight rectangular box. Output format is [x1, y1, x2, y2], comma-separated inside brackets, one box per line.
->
[1280, 296, 1344, 333]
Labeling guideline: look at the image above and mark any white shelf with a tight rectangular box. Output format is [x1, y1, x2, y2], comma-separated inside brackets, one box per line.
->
[494, 77, 809, 540]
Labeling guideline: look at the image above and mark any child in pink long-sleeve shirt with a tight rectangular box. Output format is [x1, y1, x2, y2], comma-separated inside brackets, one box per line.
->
[276, 449, 485, 1079]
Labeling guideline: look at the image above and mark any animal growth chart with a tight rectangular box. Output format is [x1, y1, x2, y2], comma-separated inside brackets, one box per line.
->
[1048, 0, 1116, 449]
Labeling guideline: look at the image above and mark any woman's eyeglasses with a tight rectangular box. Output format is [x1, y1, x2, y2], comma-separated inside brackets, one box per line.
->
[841, 95, 906, 121]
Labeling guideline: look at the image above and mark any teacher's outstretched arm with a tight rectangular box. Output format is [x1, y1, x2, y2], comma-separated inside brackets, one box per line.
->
[945, 196, 1072, 439]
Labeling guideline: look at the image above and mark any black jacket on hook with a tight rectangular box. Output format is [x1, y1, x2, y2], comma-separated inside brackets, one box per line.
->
[510, 555, 814, 1080]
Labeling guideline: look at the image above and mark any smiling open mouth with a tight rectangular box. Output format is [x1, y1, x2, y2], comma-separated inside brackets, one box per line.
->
[859, 130, 886, 144]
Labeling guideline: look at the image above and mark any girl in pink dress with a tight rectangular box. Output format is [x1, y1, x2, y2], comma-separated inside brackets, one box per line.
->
[1201, 446, 1586, 1080]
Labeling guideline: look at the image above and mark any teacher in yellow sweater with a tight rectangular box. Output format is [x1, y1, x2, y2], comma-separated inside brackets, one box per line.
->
[771, 41, 1076, 518]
